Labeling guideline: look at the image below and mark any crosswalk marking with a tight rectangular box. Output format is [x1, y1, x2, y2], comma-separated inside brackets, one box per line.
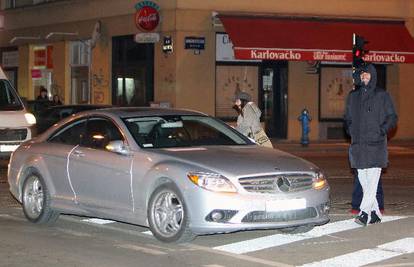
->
[213, 216, 406, 254]
[300, 238, 414, 267]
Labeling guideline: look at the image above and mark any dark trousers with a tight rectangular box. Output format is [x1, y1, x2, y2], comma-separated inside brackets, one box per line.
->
[351, 170, 384, 211]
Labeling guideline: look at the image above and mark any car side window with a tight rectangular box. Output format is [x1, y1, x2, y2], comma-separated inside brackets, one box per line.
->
[82, 117, 124, 150]
[48, 119, 87, 145]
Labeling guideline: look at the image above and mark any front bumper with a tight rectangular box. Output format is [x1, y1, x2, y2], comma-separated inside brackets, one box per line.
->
[0, 126, 34, 157]
[184, 185, 330, 235]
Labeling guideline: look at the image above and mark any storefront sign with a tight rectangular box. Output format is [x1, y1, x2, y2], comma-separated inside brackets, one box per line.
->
[216, 33, 258, 62]
[134, 32, 160, 43]
[134, 1, 160, 32]
[33, 46, 53, 69]
[2, 51, 19, 68]
[34, 47, 47, 68]
[184, 37, 205, 50]
[31, 69, 42, 79]
[233, 47, 414, 63]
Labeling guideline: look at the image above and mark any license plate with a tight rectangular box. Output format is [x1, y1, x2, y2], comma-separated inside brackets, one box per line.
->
[266, 198, 306, 212]
[0, 144, 19, 152]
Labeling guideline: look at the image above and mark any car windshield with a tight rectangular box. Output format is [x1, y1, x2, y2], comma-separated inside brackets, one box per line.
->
[123, 115, 252, 148]
[0, 79, 23, 111]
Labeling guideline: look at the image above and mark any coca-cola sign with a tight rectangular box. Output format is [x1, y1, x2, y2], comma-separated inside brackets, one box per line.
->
[134, 1, 160, 32]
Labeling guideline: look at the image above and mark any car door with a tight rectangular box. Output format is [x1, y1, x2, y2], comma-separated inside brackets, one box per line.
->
[68, 116, 133, 217]
[45, 118, 87, 205]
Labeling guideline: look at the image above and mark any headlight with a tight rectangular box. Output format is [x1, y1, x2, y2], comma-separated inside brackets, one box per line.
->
[187, 172, 237, 193]
[24, 113, 36, 125]
[313, 171, 327, 190]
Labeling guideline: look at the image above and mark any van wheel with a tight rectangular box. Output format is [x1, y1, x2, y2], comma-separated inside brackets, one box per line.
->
[22, 172, 59, 224]
[147, 183, 195, 243]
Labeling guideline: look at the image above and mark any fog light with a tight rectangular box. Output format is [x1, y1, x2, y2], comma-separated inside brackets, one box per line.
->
[205, 210, 238, 223]
[211, 211, 224, 222]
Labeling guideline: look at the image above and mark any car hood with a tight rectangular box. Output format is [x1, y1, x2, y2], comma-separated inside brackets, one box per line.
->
[0, 110, 30, 128]
[153, 145, 318, 177]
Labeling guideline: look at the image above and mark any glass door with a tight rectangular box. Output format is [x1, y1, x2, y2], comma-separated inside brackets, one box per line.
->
[260, 62, 288, 139]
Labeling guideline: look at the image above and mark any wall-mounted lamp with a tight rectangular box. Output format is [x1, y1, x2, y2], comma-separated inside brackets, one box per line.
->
[45, 32, 78, 40]
[10, 36, 41, 44]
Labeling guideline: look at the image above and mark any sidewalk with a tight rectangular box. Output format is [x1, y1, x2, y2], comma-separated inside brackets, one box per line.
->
[272, 139, 414, 181]
[272, 139, 414, 154]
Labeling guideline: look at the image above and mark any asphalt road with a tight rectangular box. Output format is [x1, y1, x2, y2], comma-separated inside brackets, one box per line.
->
[0, 145, 413, 267]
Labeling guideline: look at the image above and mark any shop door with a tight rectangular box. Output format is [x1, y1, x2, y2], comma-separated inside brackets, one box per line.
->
[112, 36, 154, 107]
[260, 62, 288, 139]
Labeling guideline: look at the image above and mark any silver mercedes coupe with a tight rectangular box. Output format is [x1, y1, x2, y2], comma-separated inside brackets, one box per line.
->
[8, 108, 330, 242]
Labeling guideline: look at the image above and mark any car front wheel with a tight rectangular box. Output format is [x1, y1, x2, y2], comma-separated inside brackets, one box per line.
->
[147, 183, 195, 243]
[22, 172, 59, 224]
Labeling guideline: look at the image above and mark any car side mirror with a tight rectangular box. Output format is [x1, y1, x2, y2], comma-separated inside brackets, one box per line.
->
[105, 140, 131, 156]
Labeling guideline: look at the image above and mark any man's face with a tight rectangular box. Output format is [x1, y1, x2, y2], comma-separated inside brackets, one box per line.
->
[234, 99, 241, 107]
[360, 71, 371, 86]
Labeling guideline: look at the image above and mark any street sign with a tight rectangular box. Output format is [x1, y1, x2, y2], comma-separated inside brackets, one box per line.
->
[134, 33, 160, 43]
[184, 37, 205, 50]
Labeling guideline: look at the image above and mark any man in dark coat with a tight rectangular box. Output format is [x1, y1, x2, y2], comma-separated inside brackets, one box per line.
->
[344, 63, 397, 226]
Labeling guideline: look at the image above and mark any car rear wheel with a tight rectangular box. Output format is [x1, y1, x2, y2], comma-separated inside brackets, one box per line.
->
[279, 225, 314, 234]
[147, 183, 195, 243]
[22, 172, 59, 224]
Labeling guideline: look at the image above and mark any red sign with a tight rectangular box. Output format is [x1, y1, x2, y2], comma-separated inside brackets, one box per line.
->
[233, 48, 414, 63]
[134, 1, 160, 32]
[34, 48, 46, 67]
[46, 46, 53, 69]
[31, 69, 42, 79]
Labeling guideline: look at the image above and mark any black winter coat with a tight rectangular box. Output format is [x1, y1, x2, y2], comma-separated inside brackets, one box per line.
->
[344, 64, 398, 169]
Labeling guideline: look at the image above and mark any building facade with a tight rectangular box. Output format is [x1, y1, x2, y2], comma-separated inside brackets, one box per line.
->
[1, 0, 414, 141]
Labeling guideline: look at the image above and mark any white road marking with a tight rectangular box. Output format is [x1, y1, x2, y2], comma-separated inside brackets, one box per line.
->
[300, 238, 414, 267]
[115, 244, 167, 255]
[142, 230, 153, 235]
[82, 218, 115, 224]
[203, 265, 226, 267]
[213, 216, 406, 254]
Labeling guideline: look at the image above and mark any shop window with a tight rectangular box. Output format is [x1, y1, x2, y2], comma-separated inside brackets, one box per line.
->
[70, 40, 91, 104]
[71, 41, 90, 66]
[319, 64, 386, 121]
[215, 65, 258, 118]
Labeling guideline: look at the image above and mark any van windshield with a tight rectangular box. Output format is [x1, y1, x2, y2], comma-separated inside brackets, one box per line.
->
[0, 79, 24, 111]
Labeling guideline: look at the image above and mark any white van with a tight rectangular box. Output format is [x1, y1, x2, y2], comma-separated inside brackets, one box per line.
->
[0, 67, 36, 157]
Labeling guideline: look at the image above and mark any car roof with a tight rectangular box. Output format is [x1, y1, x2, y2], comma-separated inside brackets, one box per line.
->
[88, 107, 207, 118]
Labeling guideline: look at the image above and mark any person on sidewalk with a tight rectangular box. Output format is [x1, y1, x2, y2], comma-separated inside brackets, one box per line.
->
[233, 91, 273, 148]
[344, 63, 397, 226]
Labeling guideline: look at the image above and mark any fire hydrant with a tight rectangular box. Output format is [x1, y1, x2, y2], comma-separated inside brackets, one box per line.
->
[298, 108, 312, 146]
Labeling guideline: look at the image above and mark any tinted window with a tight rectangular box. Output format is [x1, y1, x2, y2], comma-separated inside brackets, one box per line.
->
[124, 115, 252, 148]
[0, 79, 23, 111]
[49, 119, 87, 145]
[83, 117, 123, 150]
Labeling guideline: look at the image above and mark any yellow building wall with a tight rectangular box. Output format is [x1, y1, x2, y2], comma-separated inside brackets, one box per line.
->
[91, 31, 111, 105]
[17, 45, 31, 99]
[51, 41, 70, 104]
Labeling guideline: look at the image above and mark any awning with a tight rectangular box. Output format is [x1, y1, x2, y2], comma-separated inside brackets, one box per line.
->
[219, 15, 414, 63]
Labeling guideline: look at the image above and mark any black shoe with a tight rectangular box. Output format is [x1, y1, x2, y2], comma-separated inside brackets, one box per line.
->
[369, 211, 381, 224]
[355, 211, 368, 226]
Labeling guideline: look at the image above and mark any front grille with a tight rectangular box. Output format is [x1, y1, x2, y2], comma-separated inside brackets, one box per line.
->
[0, 128, 28, 142]
[241, 207, 317, 223]
[239, 173, 314, 193]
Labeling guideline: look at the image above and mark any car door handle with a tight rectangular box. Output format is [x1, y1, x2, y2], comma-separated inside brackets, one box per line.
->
[73, 150, 85, 157]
